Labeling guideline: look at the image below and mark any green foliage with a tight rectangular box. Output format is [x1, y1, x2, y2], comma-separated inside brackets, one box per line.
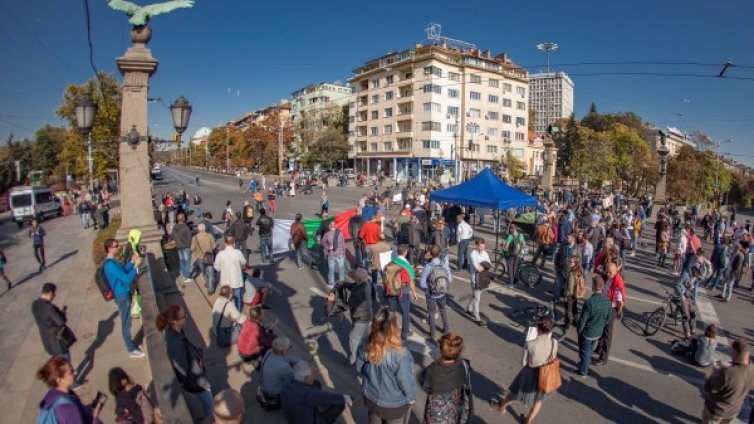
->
[502, 150, 525, 183]
[528, 108, 537, 132]
[556, 114, 578, 176]
[667, 145, 732, 204]
[308, 128, 348, 168]
[92, 213, 121, 266]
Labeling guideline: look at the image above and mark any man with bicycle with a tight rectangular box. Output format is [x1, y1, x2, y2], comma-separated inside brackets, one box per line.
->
[502, 225, 526, 289]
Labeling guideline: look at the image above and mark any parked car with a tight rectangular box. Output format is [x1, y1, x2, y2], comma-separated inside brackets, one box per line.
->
[9, 185, 61, 227]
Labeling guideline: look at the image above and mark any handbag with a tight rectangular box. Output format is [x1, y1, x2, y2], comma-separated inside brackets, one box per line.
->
[203, 251, 215, 265]
[215, 301, 239, 347]
[459, 359, 474, 424]
[56, 325, 77, 350]
[538, 339, 562, 394]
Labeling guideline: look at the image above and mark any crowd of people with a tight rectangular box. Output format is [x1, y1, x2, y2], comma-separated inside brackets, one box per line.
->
[22, 169, 754, 424]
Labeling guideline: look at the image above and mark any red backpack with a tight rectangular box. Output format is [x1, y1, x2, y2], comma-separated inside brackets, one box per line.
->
[383, 263, 405, 297]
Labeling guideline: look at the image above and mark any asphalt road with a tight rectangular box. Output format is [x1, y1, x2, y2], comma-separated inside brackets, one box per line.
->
[158, 166, 752, 424]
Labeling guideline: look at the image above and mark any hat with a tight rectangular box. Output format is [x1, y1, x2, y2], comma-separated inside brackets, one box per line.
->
[348, 267, 370, 283]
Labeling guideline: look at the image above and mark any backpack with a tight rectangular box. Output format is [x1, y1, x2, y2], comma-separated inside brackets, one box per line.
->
[37, 395, 75, 424]
[95, 263, 114, 301]
[332, 230, 341, 252]
[428, 263, 449, 295]
[509, 234, 524, 257]
[245, 207, 254, 220]
[383, 263, 405, 297]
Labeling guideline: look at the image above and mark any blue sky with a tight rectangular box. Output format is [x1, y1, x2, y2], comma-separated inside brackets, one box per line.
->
[1, 0, 753, 165]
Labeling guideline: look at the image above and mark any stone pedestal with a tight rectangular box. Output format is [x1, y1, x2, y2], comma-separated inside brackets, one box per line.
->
[541, 143, 557, 200]
[115, 36, 159, 240]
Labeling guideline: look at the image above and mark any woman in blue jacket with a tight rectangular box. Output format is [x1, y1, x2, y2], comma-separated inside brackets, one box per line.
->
[356, 307, 417, 423]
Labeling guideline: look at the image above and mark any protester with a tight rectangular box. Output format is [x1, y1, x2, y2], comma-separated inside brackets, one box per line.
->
[237, 307, 276, 363]
[503, 225, 526, 288]
[108, 367, 159, 423]
[229, 212, 250, 264]
[322, 220, 346, 286]
[456, 213, 473, 271]
[359, 213, 382, 269]
[720, 242, 745, 302]
[594, 261, 625, 366]
[256, 208, 274, 265]
[103, 239, 144, 358]
[78, 200, 91, 229]
[29, 218, 47, 273]
[212, 286, 246, 346]
[327, 267, 373, 365]
[383, 244, 417, 340]
[156, 304, 212, 418]
[420, 333, 471, 424]
[173, 212, 194, 284]
[32, 283, 76, 363]
[576, 275, 612, 377]
[281, 362, 350, 424]
[492, 315, 559, 423]
[36, 356, 103, 423]
[356, 308, 417, 423]
[214, 235, 247, 312]
[467, 238, 490, 327]
[290, 213, 311, 269]
[260, 337, 303, 406]
[367, 233, 392, 301]
[419, 245, 452, 343]
[191, 223, 217, 294]
[702, 338, 754, 423]
[559, 256, 585, 327]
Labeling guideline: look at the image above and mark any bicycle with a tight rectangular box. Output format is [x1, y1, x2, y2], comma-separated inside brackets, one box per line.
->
[506, 304, 567, 342]
[644, 288, 689, 336]
[493, 244, 542, 288]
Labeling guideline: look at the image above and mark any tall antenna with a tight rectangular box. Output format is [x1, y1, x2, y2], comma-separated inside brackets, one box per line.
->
[425, 23, 476, 51]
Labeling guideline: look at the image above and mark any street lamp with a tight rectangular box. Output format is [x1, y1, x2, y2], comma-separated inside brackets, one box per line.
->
[75, 95, 97, 193]
[170, 96, 192, 166]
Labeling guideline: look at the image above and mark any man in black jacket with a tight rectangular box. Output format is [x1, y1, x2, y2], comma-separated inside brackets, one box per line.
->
[230, 212, 250, 264]
[256, 208, 274, 264]
[348, 212, 365, 267]
[172, 212, 194, 284]
[326, 267, 373, 365]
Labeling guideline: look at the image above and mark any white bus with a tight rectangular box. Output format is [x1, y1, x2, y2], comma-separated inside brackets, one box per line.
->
[9, 186, 62, 227]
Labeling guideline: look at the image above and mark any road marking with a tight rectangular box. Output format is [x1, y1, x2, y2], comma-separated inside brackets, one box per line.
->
[628, 296, 664, 306]
[310, 286, 328, 297]
[694, 287, 733, 363]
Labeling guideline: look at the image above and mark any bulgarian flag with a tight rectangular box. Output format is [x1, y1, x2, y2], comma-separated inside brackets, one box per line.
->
[271, 208, 358, 255]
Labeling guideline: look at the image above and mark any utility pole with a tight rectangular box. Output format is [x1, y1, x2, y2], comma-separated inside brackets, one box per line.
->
[278, 121, 284, 178]
[225, 127, 230, 173]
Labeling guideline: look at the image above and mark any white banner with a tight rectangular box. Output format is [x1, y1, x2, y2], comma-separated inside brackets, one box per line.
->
[272, 219, 294, 255]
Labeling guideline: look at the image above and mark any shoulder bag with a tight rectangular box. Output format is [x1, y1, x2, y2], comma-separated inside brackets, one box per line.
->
[215, 301, 240, 347]
[537, 339, 561, 394]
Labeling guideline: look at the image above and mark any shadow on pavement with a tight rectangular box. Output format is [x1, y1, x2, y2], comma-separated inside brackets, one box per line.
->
[76, 311, 118, 382]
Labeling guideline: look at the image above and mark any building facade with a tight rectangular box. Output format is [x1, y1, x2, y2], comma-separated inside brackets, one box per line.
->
[347, 43, 530, 182]
[228, 101, 292, 132]
[643, 126, 695, 157]
[529, 72, 574, 135]
[291, 82, 352, 125]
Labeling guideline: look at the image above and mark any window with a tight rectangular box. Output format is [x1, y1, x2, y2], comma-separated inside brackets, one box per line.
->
[447, 123, 458, 133]
[517, 101, 526, 110]
[372, 79, 380, 89]
[371, 94, 379, 104]
[503, 83, 512, 93]
[384, 108, 393, 118]
[488, 94, 499, 103]
[470, 91, 481, 100]
[386, 75, 394, 84]
[371, 111, 378, 119]
[487, 128, 498, 137]
[469, 108, 481, 118]
[516, 86, 526, 96]
[502, 130, 511, 140]
[503, 114, 512, 123]
[423, 102, 441, 113]
[487, 145, 498, 153]
[370, 142, 378, 151]
[384, 124, 393, 134]
[489, 78, 499, 88]
[447, 106, 459, 116]
[384, 142, 393, 151]
[385, 91, 394, 100]
[422, 139, 440, 149]
[515, 132, 525, 141]
[448, 72, 460, 82]
[447, 89, 459, 98]
[423, 66, 443, 77]
[469, 143, 480, 152]
[503, 98, 512, 107]
[470, 75, 481, 84]
[467, 124, 480, 134]
[405, 72, 412, 79]
[422, 121, 441, 131]
[488, 111, 499, 120]
[422, 84, 442, 94]
[370, 127, 378, 136]
[516, 117, 526, 127]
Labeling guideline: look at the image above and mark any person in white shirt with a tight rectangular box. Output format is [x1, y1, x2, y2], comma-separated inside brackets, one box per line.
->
[456, 214, 474, 271]
[467, 237, 490, 327]
[212, 286, 246, 344]
[214, 235, 247, 312]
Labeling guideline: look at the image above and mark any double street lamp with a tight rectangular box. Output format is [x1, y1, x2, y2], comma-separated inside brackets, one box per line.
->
[74, 95, 97, 193]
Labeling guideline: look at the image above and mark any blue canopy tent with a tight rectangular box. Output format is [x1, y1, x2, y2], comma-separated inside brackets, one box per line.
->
[430, 168, 538, 263]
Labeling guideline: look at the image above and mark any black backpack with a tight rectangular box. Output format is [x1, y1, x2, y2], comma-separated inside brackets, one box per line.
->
[428, 263, 449, 295]
[95, 263, 114, 301]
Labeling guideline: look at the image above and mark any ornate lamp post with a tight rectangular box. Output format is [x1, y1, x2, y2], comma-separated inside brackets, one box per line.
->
[541, 136, 557, 200]
[652, 130, 670, 219]
[74, 95, 98, 193]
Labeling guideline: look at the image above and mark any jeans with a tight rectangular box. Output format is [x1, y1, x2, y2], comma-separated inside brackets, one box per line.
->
[370, 269, 384, 302]
[707, 268, 725, 290]
[232, 287, 244, 313]
[327, 254, 346, 286]
[532, 243, 549, 267]
[722, 272, 741, 301]
[349, 321, 370, 363]
[578, 334, 597, 376]
[80, 213, 90, 228]
[553, 272, 566, 301]
[506, 256, 519, 286]
[194, 205, 203, 219]
[33, 244, 46, 268]
[178, 248, 192, 280]
[457, 238, 471, 270]
[114, 296, 136, 352]
[259, 235, 273, 263]
[197, 388, 213, 418]
[597, 309, 616, 362]
[426, 294, 450, 339]
[386, 292, 411, 339]
[293, 242, 311, 268]
[466, 274, 482, 321]
[199, 261, 216, 293]
[235, 240, 249, 264]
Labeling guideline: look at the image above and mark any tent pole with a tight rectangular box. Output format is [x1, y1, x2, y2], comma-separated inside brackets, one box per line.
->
[494, 209, 499, 266]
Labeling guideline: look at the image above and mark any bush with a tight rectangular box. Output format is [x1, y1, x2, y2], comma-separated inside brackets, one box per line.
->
[92, 214, 122, 265]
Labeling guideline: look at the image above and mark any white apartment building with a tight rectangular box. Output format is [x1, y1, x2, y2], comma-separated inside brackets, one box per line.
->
[347, 43, 530, 181]
[643, 126, 695, 157]
[529, 72, 574, 135]
[291, 82, 352, 128]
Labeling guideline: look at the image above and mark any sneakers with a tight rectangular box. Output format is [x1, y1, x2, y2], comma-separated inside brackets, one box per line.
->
[183, 278, 194, 284]
[128, 349, 145, 358]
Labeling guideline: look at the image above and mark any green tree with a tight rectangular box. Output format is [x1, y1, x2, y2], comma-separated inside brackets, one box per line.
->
[502, 150, 525, 183]
[608, 124, 655, 196]
[32, 125, 67, 179]
[571, 126, 615, 189]
[528, 108, 537, 132]
[308, 128, 348, 168]
[556, 114, 578, 176]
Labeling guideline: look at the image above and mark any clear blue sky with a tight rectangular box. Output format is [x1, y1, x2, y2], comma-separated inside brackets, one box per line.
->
[1, 0, 753, 165]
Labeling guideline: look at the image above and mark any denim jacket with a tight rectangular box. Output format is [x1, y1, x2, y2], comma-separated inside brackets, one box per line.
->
[356, 347, 417, 408]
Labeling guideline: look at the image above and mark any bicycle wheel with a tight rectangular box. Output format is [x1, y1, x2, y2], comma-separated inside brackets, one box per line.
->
[518, 263, 543, 288]
[644, 306, 667, 336]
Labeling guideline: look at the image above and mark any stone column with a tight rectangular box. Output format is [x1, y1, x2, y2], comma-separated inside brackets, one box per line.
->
[651, 144, 670, 220]
[116, 25, 160, 241]
[541, 138, 558, 200]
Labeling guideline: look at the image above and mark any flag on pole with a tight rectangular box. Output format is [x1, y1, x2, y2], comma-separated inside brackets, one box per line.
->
[271, 208, 358, 256]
